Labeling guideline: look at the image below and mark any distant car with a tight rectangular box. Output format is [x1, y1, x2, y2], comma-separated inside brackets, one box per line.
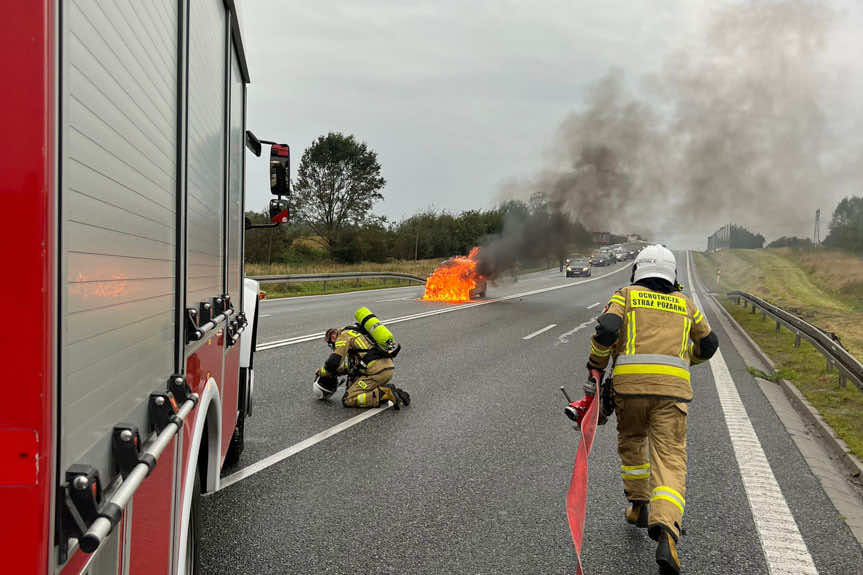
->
[591, 253, 612, 267]
[566, 259, 592, 277]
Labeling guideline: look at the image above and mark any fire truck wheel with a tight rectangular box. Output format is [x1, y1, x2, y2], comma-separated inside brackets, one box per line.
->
[186, 468, 202, 574]
[224, 412, 246, 467]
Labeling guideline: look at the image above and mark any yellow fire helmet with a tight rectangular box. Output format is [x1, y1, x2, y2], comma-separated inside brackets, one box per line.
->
[354, 307, 398, 355]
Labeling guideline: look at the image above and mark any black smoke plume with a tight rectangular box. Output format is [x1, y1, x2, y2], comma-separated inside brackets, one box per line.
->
[500, 1, 859, 243]
[473, 196, 590, 280]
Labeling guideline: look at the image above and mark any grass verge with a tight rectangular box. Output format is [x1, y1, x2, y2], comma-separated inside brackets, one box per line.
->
[247, 259, 441, 279]
[249, 259, 437, 299]
[261, 278, 422, 299]
[721, 297, 863, 461]
[693, 249, 863, 358]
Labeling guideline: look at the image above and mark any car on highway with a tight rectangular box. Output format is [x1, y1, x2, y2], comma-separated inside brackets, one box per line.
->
[435, 258, 487, 299]
[591, 251, 613, 266]
[566, 258, 592, 277]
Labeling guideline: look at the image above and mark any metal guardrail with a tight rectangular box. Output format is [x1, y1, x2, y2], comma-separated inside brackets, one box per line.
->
[727, 290, 863, 391]
[250, 272, 427, 284]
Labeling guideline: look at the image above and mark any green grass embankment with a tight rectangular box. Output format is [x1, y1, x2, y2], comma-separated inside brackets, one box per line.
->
[247, 259, 438, 299]
[261, 278, 422, 298]
[246, 259, 441, 279]
[693, 249, 863, 460]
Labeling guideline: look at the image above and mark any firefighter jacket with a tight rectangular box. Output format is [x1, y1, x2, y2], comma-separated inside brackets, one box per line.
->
[587, 285, 713, 402]
[320, 329, 395, 380]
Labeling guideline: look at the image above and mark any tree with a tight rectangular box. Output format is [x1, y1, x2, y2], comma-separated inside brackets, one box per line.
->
[729, 225, 765, 249]
[767, 236, 812, 249]
[290, 133, 386, 257]
[825, 196, 863, 252]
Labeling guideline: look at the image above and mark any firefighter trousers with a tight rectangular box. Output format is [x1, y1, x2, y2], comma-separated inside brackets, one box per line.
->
[615, 395, 688, 539]
[342, 369, 394, 408]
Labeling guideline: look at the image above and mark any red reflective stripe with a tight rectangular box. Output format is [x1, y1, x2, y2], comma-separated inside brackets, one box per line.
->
[566, 393, 600, 574]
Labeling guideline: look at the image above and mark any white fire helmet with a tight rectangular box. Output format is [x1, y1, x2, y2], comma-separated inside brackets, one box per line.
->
[632, 244, 677, 284]
[313, 377, 337, 400]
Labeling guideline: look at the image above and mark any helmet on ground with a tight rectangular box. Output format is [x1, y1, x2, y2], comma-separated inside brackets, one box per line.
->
[631, 244, 677, 284]
[313, 375, 338, 400]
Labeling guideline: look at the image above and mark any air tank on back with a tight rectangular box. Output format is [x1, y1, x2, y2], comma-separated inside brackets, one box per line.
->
[354, 307, 397, 353]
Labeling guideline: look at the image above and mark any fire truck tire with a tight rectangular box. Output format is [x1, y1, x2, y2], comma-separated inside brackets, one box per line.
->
[224, 411, 245, 468]
[186, 468, 202, 574]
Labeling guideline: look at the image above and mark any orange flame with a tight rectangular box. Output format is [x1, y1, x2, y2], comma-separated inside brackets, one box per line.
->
[422, 247, 483, 302]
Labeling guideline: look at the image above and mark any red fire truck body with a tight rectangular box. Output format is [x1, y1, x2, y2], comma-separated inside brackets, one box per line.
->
[2, 1, 274, 573]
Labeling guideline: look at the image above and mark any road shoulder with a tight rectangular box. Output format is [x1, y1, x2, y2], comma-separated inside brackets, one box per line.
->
[695, 258, 863, 549]
[705, 289, 863, 546]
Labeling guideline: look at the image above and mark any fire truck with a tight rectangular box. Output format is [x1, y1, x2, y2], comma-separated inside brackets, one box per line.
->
[3, 1, 289, 573]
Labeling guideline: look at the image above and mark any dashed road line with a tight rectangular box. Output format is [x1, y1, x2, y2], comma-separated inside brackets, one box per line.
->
[586, 302, 602, 309]
[523, 324, 558, 340]
[687, 251, 818, 574]
[556, 317, 598, 345]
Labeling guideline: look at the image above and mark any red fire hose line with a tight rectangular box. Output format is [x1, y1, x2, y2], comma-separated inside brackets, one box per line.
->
[565, 395, 600, 575]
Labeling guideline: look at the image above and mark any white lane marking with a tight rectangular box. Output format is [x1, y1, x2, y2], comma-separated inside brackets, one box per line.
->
[217, 404, 392, 491]
[556, 317, 598, 345]
[258, 264, 632, 351]
[523, 324, 558, 340]
[687, 252, 818, 574]
[259, 314, 272, 318]
[586, 302, 601, 309]
[374, 296, 416, 303]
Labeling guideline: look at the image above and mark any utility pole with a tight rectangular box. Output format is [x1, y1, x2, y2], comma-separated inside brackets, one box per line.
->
[814, 209, 821, 246]
[414, 230, 419, 261]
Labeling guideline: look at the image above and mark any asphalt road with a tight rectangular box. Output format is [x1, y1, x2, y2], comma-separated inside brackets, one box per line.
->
[200, 257, 863, 574]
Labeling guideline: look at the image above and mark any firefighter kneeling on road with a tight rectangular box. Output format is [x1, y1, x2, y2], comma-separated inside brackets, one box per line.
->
[571, 245, 718, 575]
[314, 307, 411, 409]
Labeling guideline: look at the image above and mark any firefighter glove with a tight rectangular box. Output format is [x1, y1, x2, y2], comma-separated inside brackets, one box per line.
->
[583, 369, 603, 396]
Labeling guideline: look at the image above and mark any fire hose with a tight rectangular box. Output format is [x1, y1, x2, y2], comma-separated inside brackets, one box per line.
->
[561, 371, 614, 574]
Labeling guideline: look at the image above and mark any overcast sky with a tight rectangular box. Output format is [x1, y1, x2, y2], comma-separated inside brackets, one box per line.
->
[241, 1, 863, 248]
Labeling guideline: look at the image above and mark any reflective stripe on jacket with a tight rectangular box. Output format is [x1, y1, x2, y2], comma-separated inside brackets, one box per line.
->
[588, 285, 712, 401]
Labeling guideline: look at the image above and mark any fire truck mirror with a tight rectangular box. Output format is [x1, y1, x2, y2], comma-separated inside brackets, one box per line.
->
[269, 143, 290, 196]
[269, 198, 289, 224]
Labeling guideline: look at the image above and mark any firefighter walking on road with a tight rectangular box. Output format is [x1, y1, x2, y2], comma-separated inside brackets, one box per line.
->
[573, 245, 718, 574]
[314, 307, 411, 409]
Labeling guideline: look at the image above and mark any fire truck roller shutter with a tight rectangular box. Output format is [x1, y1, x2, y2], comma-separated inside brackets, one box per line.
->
[59, 0, 179, 492]
[226, 42, 245, 305]
[187, 0, 228, 310]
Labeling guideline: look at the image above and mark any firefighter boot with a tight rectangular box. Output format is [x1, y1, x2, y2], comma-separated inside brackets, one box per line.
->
[653, 528, 681, 575]
[379, 385, 411, 410]
[625, 501, 648, 528]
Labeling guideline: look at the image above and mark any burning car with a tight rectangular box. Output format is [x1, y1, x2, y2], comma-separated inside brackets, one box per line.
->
[423, 248, 487, 302]
[566, 257, 592, 277]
